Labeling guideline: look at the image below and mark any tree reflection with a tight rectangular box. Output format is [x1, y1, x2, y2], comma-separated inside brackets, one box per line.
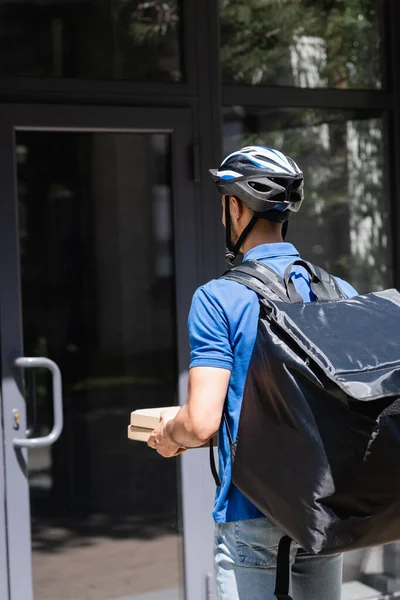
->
[223, 108, 390, 293]
[0, 0, 182, 80]
[220, 0, 382, 89]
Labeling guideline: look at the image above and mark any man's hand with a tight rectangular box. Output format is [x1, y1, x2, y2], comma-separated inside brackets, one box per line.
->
[148, 367, 230, 456]
[147, 408, 187, 458]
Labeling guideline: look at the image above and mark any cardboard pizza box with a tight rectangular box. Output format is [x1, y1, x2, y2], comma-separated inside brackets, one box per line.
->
[130, 406, 180, 430]
[127, 425, 154, 443]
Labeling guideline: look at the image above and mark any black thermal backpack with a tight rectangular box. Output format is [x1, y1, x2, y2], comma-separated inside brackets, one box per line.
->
[210, 258, 400, 600]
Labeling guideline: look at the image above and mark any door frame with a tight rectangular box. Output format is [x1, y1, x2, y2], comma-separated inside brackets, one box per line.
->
[0, 361, 9, 600]
[0, 104, 214, 600]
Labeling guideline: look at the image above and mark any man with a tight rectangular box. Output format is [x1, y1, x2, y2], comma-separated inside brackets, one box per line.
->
[148, 146, 357, 600]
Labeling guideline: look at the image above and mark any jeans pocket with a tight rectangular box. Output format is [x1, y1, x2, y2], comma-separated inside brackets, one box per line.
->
[234, 518, 288, 568]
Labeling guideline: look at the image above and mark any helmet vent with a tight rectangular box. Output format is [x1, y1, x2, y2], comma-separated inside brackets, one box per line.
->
[271, 192, 288, 203]
[291, 179, 303, 190]
[290, 191, 303, 203]
[248, 180, 272, 193]
[269, 176, 289, 187]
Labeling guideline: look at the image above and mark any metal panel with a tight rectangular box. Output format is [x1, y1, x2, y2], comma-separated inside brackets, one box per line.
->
[179, 3, 227, 599]
[0, 326, 10, 600]
[180, 444, 216, 600]
[222, 85, 393, 111]
[379, 111, 396, 290]
[181, 1, 197, 92]
[193, 0, 225, 281]
[388, 0, 400, 290]
[1, 104, 190, 131]
[0, 117, 32, 600]
[0, 78, 195, 105]
[169, 101, 216, 600]
[0, 104, 206, 600]
[177, 3, 226, 600]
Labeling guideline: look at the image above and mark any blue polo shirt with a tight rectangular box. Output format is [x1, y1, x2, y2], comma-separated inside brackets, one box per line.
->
[188, 243, 358, 524]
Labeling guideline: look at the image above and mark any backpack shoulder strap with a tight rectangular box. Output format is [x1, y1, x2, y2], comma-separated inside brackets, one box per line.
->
[209, 413, 234, 488]
[274, 537, 294, 600]
[284, 259, 345, 303]
[221, 260, 302, 303]
[314, 265, 347, 300]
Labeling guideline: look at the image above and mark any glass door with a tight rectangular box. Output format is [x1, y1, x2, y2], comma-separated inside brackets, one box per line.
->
[0, 105, 209, 600]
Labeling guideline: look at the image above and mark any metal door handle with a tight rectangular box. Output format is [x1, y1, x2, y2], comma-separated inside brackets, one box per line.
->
[13, 357, 63, 448]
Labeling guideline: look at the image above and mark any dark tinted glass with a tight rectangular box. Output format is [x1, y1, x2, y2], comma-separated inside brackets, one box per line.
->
[220, 0, 383, 89]
[17, 130, 184, 600]
[0, 0, 182, 81]
[224, 107, 391, 293]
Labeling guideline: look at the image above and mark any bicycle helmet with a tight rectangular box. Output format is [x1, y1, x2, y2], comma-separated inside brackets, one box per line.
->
[209, 146, 304, 264]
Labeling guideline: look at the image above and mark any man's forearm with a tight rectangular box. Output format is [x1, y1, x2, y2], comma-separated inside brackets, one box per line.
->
[166, 404, 215, 448]
[163, 366, 229, 450]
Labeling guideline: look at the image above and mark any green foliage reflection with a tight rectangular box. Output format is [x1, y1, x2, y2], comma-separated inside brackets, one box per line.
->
[220, 0, 382, 88]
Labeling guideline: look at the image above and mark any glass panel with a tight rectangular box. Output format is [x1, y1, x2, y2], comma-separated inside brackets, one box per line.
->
[220, 0, 383, 89]
[223, 107, 392, 294]
[0, 1, 182, 81]
[224, 107, 399, 599]
[16, 130, 184, 600]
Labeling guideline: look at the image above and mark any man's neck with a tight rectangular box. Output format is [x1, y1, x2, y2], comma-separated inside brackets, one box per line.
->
[241, 230, 284, 255]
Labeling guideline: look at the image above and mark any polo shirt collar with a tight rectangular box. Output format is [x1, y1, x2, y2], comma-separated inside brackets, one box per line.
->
[243, 243, 300, 262]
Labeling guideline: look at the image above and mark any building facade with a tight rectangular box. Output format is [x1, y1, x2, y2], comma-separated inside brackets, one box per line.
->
[0, 1, 399, 600]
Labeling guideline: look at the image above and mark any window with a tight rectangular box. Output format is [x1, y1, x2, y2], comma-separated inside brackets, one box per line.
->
[223, 106, 391, 293]
[0, 0, 182, 81]
[220, 0, 384, 89]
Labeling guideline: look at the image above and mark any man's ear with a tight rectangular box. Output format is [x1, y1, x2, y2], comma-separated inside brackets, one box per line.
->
[229, 196, 242, 221]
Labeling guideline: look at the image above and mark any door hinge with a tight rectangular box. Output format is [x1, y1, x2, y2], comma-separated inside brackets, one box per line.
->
[205, 572, 213, 600]
[191, 138, 201, 184]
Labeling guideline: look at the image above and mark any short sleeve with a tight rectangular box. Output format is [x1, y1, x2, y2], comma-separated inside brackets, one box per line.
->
[188, 286, 233, 371]
[335, 277, 358, 299]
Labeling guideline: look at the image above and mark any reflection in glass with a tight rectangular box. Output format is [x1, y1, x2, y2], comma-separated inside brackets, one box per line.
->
[223, 107, 391, 293]
[1, 0, 182, 81]
[17, 131, 183, 600]
[220, 0, 383, 89]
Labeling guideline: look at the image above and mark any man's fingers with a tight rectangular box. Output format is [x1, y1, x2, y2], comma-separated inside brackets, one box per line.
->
[157, 446, 187, 458]
[147, 432, 158, 449]
[173, 447, 187, 456]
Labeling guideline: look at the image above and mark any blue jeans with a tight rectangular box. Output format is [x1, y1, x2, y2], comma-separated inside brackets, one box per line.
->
[214, 518, 343, 600]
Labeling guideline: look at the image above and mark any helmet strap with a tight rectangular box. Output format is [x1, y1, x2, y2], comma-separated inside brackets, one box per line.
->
[225, 195, 259, 266]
